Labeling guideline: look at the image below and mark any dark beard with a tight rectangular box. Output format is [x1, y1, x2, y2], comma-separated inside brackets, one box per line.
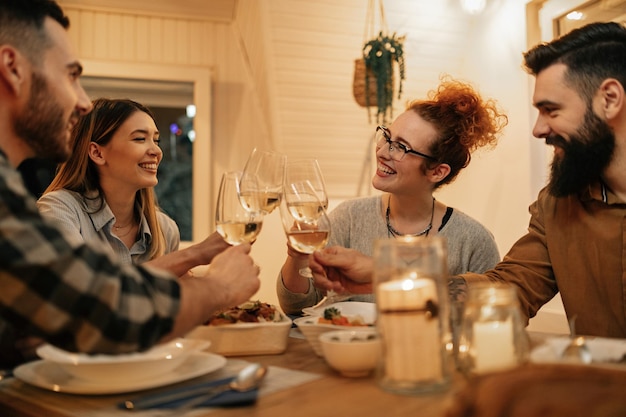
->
[14, 71, 71, 163]
[547, 109, 615, 197]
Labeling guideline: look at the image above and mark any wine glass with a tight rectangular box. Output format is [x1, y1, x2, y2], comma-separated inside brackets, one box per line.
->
[239, 148, 286, 215]
[280, 181, 331, 256]
[215, 171, 264, 245]
[284, 159, 328, 211]
[280, 180, 348, 304]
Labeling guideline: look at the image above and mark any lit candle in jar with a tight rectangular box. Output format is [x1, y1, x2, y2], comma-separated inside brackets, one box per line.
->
[377, 276, 442, 383]
[472, 318, 515, 372]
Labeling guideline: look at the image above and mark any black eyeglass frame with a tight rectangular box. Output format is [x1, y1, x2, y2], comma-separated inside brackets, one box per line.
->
[376, 125, 437, 162]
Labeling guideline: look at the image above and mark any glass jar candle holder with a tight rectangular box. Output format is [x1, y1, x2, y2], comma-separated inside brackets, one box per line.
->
[373, 236, 452, 395]
[457, 283, 529, 374]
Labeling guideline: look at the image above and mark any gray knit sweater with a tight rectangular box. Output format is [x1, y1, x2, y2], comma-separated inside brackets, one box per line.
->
[277, 195, 500, 315]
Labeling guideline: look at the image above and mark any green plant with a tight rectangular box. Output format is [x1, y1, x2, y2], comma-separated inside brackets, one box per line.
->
[363, 31, 405, 124]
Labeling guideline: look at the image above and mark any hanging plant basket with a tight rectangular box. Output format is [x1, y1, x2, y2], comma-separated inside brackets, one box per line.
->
[352, 0, 406, 125]
[362, 31, 405, 124]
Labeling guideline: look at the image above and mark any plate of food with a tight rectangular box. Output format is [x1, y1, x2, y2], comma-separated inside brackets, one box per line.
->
[186, 300, 292, 356]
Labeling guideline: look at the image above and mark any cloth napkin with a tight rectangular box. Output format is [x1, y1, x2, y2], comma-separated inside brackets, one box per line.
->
[118, 376, 258, 410]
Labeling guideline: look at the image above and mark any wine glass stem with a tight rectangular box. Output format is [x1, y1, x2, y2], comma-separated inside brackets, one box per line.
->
[298, 266, 348, 304]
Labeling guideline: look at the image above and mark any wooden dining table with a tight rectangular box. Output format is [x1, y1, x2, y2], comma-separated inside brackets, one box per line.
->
[0, 332, 550, 417]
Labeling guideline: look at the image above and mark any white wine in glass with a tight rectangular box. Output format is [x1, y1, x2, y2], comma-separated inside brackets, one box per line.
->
[286, 229, 330, 254]
[240, 148, 286, 215]
[280, 181, 331, 255]
[216, 171, 263, 245]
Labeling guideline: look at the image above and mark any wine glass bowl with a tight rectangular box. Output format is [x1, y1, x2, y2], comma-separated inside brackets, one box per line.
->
[216, 171, 263, 245]
[240, 149, 286, 215]
[284, 159, 328, 211]
[280, 181, 331, 255]
[285, 184, 326, 224]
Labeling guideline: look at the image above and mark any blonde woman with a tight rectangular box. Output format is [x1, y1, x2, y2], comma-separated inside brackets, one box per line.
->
[38, 98, 229, 277]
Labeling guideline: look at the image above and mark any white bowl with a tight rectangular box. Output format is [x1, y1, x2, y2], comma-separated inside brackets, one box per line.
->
[294, 315, 375, 356]
[186, 311, 292, 356]
[302, 301, 377, 323]
[36, 338, 210, 383]
[319, 329, 381, 377]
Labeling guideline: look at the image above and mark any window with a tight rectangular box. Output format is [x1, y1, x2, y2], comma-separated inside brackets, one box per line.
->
[81, 76, 196, 241]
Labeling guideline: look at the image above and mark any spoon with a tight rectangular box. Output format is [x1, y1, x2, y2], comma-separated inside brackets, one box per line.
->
[561, 315, 592, 364]
[175, 362, 268, 411]
[124, 363, 268, 411]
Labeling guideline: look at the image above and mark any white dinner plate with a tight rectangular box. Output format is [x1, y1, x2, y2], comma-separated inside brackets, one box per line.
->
[530, 336, 626, 370]
[14, 352, 227, 395]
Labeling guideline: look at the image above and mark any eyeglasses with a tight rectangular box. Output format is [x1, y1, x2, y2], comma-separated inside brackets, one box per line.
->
[375, 126, 437, 162]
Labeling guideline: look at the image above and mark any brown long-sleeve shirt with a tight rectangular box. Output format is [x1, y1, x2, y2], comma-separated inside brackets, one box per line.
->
[461, 183, 626, 338]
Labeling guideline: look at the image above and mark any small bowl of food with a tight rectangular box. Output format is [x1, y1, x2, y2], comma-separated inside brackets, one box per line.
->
[186, 300, 292, 356]
[294, 304, 375, 356]
[319, 329, 381, 377]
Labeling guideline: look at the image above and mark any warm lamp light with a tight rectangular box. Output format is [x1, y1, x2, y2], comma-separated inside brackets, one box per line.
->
[460, 0, 486, 15]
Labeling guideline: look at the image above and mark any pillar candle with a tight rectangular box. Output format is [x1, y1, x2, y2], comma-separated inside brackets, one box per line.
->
[377, 277, 442, 382]
[472, 319, 515, 372]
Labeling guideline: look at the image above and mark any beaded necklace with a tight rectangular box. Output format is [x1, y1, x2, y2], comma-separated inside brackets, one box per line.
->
[386, 195, 435, 238]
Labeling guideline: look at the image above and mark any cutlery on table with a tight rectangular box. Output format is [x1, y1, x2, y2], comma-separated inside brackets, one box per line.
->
[561, 315, 592, 364]
[123, 363, 268, 411]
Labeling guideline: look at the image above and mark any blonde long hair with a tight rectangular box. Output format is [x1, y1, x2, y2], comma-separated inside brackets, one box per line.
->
[44, 98, 167, 260]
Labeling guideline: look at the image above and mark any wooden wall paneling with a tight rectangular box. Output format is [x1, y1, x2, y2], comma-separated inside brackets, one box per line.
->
[58, 0, 236, 22]
[161, 19, 177, 64]
[135, 16, 150, 62]
[92, 12, 109, 58]
[174, 20, 189, 65]
[77, 10, 95, 58]
[120, 14, 136, 61]
[148, 17, 164, 63]
[234, 0, 274, 144]
[107, 14, 123, 60]
[187, 21, 206, 66]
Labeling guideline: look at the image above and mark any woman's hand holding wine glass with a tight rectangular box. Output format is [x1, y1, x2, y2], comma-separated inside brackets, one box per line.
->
[216, 171, 263, 245]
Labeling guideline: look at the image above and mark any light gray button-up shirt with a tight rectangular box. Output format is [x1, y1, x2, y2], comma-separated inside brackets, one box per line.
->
[37, 189, 179, 264]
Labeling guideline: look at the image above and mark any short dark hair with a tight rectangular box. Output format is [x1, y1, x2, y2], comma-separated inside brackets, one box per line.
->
[523, 22, 626, 102]
[0, 0, 69, 66]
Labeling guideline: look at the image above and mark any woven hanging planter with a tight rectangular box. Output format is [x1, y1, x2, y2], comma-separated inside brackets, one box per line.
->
[352, 0, 405, 125]
[353, 58, 380, 107]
